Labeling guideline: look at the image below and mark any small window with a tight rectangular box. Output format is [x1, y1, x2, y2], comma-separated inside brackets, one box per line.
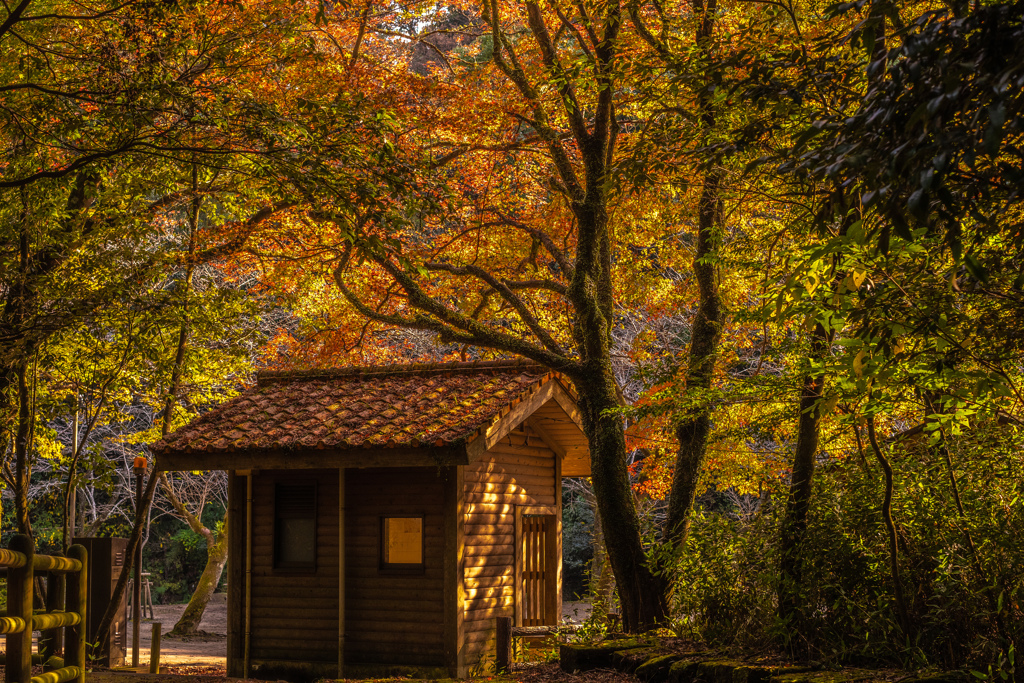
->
[274, 482, 317, 570]
[380, 516, 424, 569]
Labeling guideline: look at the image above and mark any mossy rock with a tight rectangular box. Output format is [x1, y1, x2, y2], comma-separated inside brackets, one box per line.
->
[559, 640, 651, 673]
[636, 654, 685, 683]
[612, 646, 667, 673]
[770, 669, 883, 683]
[695, 660, 747, 683]
[902, 674, 971, 683]
[737, 665, 818, 683]
[669, 660, 703, 683]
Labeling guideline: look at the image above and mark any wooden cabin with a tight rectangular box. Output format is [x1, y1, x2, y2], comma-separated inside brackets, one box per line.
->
[152, 360, 591, 680]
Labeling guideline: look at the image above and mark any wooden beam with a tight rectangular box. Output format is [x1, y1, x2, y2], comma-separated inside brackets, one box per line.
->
[226, 471, 246, 677]
[553, 454, 562, 622]
[442, 466, 466, 678]
[157, 445, 468, 473]
[548, 381, 585, 432]
[338, 468, 346, 679]
[525, 417, 566, 459]
[513, 507, 523, 628]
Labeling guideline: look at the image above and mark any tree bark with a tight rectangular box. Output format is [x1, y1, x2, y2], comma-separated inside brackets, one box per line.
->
[583, 486, 616, 610]
[168, 515, 229, 636]
[865, 415, 910, 635]
[94, 470, 160, 655]
[662, 0, 724, 549]
[14, 357, 33, 537]
[576, 368, 667, 632]
[777, 323, 827, 624]
[664, 168, 723, 545]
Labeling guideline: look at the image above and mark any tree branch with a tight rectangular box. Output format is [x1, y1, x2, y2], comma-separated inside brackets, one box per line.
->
[424, 261, 568, 355]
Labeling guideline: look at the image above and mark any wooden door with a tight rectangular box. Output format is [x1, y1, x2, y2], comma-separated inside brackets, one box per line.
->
[519, 514, 558, 626]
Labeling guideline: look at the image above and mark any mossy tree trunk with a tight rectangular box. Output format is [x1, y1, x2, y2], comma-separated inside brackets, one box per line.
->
[634, 0, 725, 550]
[777, 325, 826, 625]
[168, 511, 229, 636]
[576, 368, 668, 632]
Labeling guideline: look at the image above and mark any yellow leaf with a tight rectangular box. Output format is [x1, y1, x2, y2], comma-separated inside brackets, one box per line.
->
[853, 348, 867, 377]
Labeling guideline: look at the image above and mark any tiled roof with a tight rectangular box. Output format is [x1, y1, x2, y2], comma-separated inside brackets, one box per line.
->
[151, 360, 557, 456]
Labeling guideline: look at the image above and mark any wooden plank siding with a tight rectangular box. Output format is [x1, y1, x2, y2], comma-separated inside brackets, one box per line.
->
[250, 469, 339, 665]
[345, 467, 446, 666]
[463, 425, 558, 665]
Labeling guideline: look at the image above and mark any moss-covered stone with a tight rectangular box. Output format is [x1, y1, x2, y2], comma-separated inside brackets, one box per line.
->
[735, 665, 818, 683]
[902, 674, 971, 683]
[612, 646, 666, 673]
[636, 654, 685, 683]
[696, 660, 745, 683]
[769, 669, 882, 683]
[559, 640, 651, 673]
[669, 660, 703, 683]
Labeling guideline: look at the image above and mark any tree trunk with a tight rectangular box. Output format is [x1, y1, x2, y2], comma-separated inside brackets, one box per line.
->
[664, 168, 723, 545]
[576, 368, 667, 632]
[865, 415, 910, 635]
[583, 487, 616, 611]
[14, 357, 32, 537]
[94, 470, 160, 655]
[169, 517, 228, 636]
[663, 0, 724, 549]
[777, 323, 827, 624]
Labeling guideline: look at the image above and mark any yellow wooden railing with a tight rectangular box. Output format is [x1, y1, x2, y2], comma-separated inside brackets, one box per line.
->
[0, 534, 87, 683]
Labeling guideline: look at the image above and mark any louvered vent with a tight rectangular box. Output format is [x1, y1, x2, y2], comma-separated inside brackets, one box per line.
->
[275, 483, 316, 516]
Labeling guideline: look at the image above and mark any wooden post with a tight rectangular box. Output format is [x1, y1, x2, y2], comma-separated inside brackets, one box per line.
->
[442, 465, 466, 678]
[495, 616, 512, 674]
[41, 570, 66, 664]
[66, 543, 88, 683]
[514, 506, 523, 628]
[149, 622, 162, 673]
[554, 447, 563, 622]
[226, 471, 246, 677]
[7, 534, 34, 683]
[337, 467, 346, 679]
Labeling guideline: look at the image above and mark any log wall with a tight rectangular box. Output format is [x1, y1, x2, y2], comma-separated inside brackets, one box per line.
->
[250, 469, 339, 664]
[463, 425, 558, 664]
[345, 467, 446, 665]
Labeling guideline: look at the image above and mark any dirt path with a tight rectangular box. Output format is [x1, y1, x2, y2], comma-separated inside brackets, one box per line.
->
[129, 593, 228, 670]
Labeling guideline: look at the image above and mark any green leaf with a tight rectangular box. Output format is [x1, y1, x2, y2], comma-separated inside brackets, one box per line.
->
[964, 254, 989, 283]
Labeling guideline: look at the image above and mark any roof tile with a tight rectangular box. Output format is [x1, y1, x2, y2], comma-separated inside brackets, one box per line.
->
[153, 360, 554, 459]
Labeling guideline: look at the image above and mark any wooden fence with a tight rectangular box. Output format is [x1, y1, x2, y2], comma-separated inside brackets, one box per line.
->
[0, 534, 87, 683]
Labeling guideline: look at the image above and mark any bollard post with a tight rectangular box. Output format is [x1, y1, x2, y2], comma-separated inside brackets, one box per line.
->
[66, 544, 88, 683]
[149, 622, 162, 674]
[7, 535, 34, 683]
[495, 616, 512, 674]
